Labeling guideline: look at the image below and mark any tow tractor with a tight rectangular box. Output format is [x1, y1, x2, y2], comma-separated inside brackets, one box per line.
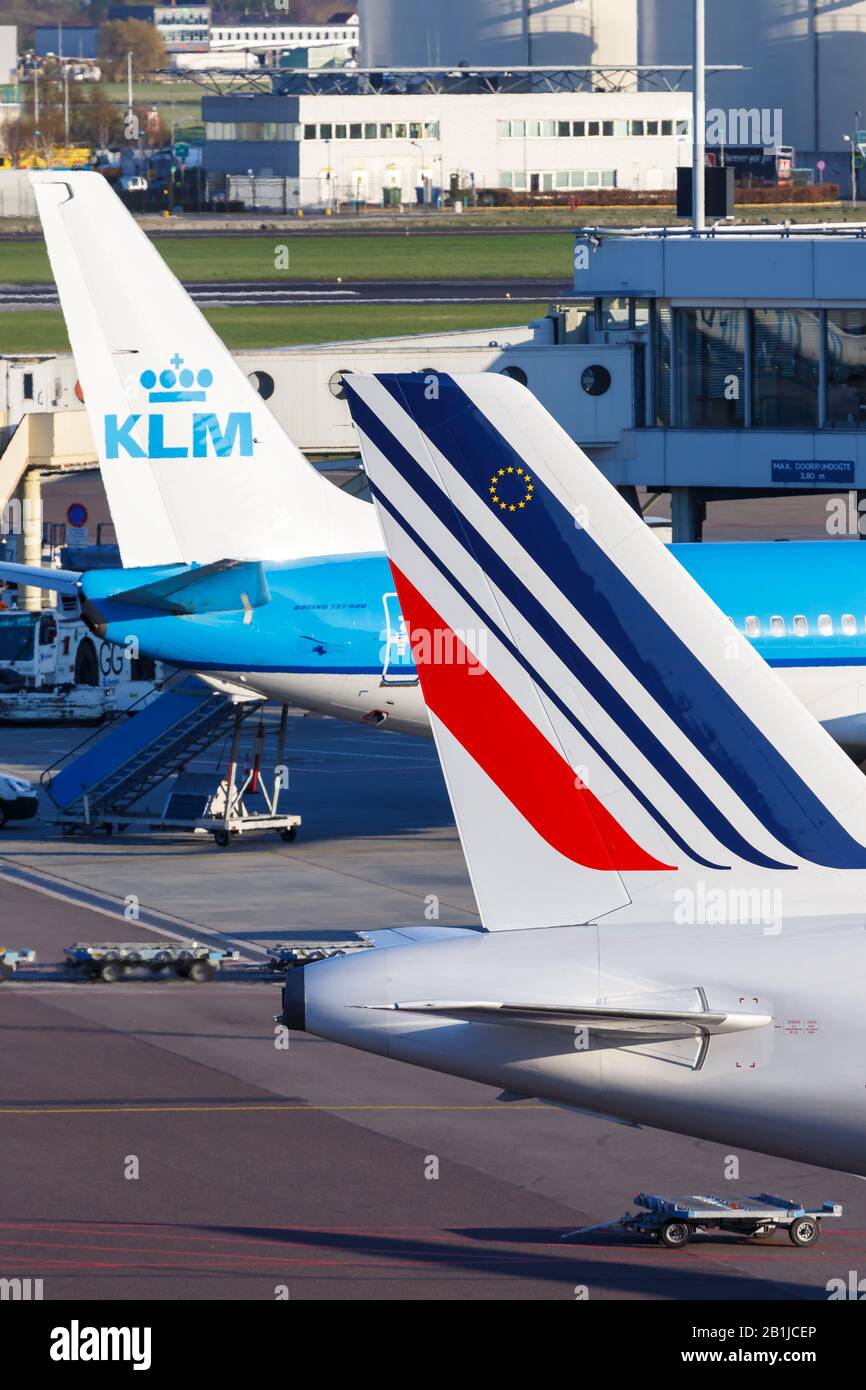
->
[63, 941, 238, 983]
[0, 947, 35, 980]
[566, 1192, 843, 1249]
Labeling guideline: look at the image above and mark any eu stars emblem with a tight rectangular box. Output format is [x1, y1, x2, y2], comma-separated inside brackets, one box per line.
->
[488, 465, 534, 514]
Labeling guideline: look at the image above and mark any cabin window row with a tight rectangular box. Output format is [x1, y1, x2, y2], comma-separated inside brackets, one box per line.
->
[742, 614, 858, 637]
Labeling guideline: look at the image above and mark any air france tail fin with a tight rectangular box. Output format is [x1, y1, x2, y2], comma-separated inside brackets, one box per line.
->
[31, 172, 379, 568]
[346, 371, 866, 931]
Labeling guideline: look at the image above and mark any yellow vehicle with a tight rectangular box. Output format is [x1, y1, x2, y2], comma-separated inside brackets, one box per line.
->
[15, 146, 92, 170]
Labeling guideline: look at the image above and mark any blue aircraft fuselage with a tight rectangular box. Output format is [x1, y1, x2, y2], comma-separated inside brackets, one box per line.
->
[78, 541, 866, 750]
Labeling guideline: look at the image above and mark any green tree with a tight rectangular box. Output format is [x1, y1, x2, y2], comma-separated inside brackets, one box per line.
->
[98, 18, 167, 81]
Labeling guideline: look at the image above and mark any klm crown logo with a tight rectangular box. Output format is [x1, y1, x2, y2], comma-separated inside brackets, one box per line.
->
[140, 354, 213, 404]
[104, 352, 254, 461]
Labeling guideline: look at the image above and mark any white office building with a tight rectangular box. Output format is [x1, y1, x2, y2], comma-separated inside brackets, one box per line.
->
[203, 88, 692, 206]
[173, 15, 359, 70]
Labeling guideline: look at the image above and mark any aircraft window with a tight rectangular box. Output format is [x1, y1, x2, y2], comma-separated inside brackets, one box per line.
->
[842, 613, 857, 635]
[818, 614, 833, 636]
[793, 615, 808, 636]
[745, 616, 760, 637]
[770, 615, 785, 636]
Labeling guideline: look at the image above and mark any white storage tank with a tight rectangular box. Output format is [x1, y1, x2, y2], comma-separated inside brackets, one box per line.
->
[638, 0, 866, 161]
[358, 0, 597, 69]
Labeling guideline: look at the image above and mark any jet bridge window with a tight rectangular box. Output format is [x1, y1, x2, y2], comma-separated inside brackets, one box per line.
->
[744, 616, 760, 637]
[818, 614, 833, 636]
[793, 615, 808, 636]
[826, 309, 866, 428]
[675, 309, 746, 428]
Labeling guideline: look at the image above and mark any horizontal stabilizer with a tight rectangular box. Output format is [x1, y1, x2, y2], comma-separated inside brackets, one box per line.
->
[0, 562, 81, 594]
[112, 559, 270, 616]
[376, 1000, 772, 1038]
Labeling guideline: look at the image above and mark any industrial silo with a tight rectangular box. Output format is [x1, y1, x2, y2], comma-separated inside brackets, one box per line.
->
[358, 0, 597, 69]
[638, 0, 866, 161]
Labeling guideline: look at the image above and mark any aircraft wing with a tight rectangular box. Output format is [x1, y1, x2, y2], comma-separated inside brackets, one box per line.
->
[375, 1000, 772, 1037]
[0, 562, 81, 595]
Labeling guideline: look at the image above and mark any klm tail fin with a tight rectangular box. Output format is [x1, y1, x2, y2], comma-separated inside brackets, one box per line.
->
[31, 172, 379, 568]
[346, 371, 866, 931]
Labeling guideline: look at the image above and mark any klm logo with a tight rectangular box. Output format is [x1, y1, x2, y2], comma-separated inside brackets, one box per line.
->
[105, 356, 253, 460]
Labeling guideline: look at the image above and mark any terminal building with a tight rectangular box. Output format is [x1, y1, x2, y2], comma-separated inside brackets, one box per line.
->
[569, 222, 866, 538]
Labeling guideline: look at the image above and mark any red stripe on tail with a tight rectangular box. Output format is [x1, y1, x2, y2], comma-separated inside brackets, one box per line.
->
[392, 566, 674, 873]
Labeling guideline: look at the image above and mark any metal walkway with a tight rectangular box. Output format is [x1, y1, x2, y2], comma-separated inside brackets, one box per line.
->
[43, 673, 262, 819]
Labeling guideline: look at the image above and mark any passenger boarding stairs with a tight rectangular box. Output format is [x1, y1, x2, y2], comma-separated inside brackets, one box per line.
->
[43, 673, 263, 821]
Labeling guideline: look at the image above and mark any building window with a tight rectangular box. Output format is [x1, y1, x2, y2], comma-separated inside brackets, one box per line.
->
[500, 172, 513, 188]
[364, 123, 377, 139]
[335, 124, 347, 139]
[662, 120, 673, 135]
[676, 118, 690, 136]
[676, 308, 746, 428]
[350, 123, 362, 138]
[587, 120, 600, 136]
[304, 124, 317, 139]
[602, 120, 614, 136]
[394, 122, 407, 138]
[557, 121, 571, 137]
[573, 121, 585, 136]
[409, 122, 423, 139]
[379, 123, 393, 139]
[752, 309, 820, 429]
[320, 123, 332, 139]
[826, 308, 866, 428]
[654, 302, 673, 427]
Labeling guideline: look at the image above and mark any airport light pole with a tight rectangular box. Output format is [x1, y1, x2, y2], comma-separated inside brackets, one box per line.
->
[693, 0, 706, 233]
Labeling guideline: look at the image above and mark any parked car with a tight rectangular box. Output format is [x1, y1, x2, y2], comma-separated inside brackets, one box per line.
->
[0, 772, 39, 829]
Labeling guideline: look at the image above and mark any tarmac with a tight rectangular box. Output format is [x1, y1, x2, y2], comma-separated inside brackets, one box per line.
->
[1, 713, 864, 1301]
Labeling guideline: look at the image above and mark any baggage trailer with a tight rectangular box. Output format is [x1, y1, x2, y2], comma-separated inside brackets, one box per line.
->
[266, 933, 373, 971]
[0, 947, 35, 980]
[64, 941, 238, 984]
[620, 1192, 843, 1249]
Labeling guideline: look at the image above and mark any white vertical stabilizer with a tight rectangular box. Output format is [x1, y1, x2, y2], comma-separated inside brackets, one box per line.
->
[32, 171, 380, 567]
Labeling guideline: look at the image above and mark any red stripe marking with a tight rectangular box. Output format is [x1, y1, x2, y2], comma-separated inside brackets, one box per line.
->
[392, 565, 673, 872]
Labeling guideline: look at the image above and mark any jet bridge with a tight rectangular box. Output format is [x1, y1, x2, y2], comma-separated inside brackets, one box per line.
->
[42, 672, 301, 846]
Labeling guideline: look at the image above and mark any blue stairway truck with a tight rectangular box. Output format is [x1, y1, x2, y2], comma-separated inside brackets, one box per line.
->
[45, 674, 256, 816]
